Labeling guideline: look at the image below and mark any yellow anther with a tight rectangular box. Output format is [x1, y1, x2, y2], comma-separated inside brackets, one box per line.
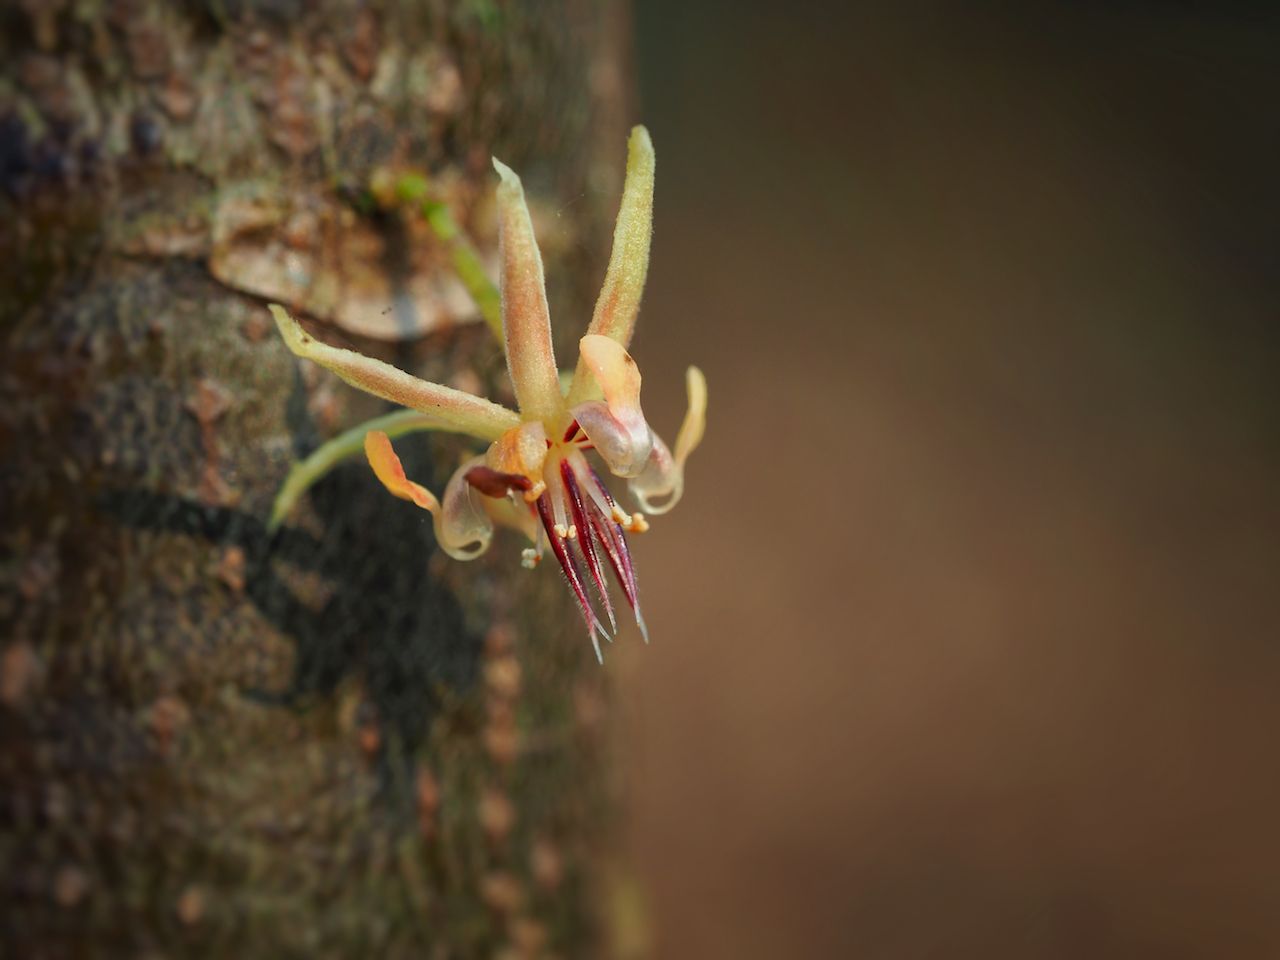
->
[553, 523, 570, 540]
[567, 524, 578, 540]
[626, 512, 649, 534]
[521, 548, 541, 569]
[611, 504, 632, 526]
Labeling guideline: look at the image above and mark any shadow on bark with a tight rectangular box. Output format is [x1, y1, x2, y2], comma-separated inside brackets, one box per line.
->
[96, 402, 482, 813]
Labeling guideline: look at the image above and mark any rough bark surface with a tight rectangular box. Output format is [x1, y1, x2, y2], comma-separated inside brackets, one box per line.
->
[0, 2, 632, 956]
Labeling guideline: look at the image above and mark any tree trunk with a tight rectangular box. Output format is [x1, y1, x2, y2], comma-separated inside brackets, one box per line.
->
[1, 2, 635, 955]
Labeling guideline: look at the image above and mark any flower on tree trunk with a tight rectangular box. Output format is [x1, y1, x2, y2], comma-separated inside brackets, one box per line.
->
[269, 126, 706, 661]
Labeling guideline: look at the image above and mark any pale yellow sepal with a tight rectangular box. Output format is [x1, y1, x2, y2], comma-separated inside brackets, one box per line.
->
[270, 304, 519, 442]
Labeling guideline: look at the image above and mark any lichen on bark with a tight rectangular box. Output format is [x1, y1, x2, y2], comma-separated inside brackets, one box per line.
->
[0, 1, 635, 955]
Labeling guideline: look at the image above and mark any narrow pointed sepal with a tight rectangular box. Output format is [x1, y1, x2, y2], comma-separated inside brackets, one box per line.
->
[491, 159, 562, 420]
[568, 125, 656, 406]
[590, 125, 654, 346]
[269, 305, 519, 441]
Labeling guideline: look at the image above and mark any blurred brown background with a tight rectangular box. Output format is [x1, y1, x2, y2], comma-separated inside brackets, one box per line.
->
[610, 3, 1280, 957]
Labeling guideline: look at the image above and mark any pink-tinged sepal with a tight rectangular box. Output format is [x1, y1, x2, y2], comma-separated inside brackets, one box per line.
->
[492, 159, 562, 421]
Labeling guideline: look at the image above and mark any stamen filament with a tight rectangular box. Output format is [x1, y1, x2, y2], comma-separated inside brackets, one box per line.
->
[561, 459, 617, 633]
[536, 495, 609, 662]
[584, 464, 647, 641]
[547, 469, 570, 539]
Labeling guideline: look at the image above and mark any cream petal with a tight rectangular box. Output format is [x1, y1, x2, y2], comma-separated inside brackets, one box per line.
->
[492, 159, 562, 420]
[570, 334, 653, 477]
[627, 434, 677, 515]
[572, 400, 652, 479]
[435, 457, 501, 560]
[578, 334, 642, 410]
[364, 432, 493, 560]
[627, 365, 706, 515]
[270, 305, 519, 441]
[567, 126, 656, 407]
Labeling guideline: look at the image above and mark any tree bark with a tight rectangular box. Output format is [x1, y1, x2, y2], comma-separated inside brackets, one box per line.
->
[1, 2, 634, 955]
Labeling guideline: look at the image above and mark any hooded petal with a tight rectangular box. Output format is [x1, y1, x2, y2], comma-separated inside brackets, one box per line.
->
[571, 402, 652, 479]
[569, 334, 653, 477]
[567, 126, 656, 407]
[492, 159, 562, 420]
[627, 366, 706, 515]
[271, 305, 519, 441]
[365, 432, 495, 560]
[485, 420, 549, 498]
